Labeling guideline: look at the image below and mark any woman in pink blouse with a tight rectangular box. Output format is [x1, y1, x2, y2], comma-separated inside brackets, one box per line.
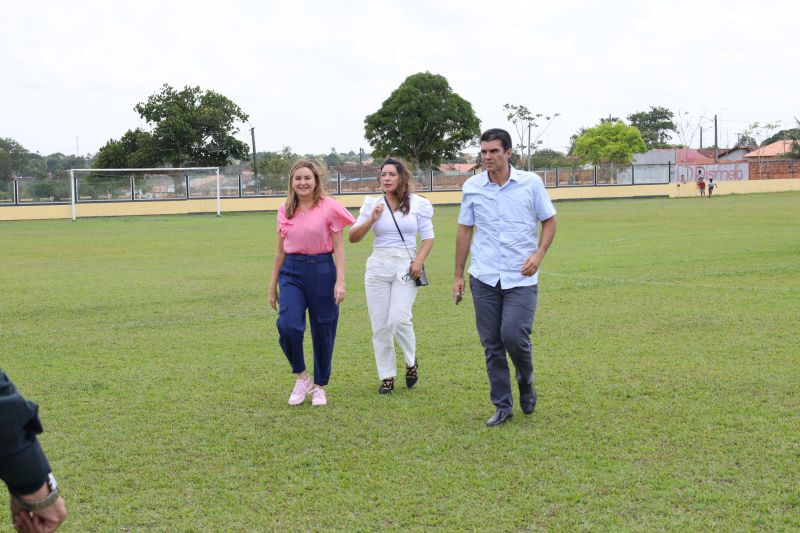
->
[268, 160, 355, 406]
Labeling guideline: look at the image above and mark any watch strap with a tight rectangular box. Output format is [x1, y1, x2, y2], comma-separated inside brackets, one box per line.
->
[11, 473, 60, 511]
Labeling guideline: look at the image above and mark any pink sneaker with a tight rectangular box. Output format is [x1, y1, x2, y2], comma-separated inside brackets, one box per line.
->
[311, 386, 327, 406]
[288, 377, 313, 406]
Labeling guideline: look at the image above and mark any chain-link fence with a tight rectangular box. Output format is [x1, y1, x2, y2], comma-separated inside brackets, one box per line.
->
[0, 179, 14, 204]
[1, 163, 688, 209]
[16, 176, 72, 203]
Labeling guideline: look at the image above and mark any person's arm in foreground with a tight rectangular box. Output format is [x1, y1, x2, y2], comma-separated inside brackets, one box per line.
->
[268, 235, 286, 310]
[452, 224, 474, 300]
[332, 230, 346, 304]
[11, 480, 68, 533]
[520, 216, 557, 277]
[0, 372, 67, 532]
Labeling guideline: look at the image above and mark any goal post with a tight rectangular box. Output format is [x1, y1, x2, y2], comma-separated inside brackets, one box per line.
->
[68, 167, 220, 221]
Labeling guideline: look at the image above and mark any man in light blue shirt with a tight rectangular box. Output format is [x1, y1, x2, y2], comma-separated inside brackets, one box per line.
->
[453, 128, 557, 427]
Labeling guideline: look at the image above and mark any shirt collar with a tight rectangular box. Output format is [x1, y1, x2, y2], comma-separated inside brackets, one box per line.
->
[479, 164, 519, 187]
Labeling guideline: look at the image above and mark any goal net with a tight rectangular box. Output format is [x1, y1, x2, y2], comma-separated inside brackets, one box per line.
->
[68, 167, 221, 220]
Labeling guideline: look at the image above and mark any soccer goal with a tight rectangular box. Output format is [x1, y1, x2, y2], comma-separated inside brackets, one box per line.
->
[67, 167, 221, 220]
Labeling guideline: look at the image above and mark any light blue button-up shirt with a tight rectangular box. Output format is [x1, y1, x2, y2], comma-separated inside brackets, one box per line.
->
[458, 165, 556, 288]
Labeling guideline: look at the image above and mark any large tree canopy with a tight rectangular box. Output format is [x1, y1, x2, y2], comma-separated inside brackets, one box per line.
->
[761, 127, 800, 147]
[0, 138, 34, 179]
[95, 84, 249, 169]
[94, 128, 161, 169]
[573, 122, 647, 166]
[364, 72, 480, 169]
[627, 106, 676, 149]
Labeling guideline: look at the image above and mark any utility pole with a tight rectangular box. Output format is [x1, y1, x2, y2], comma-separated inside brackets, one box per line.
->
[700, 127, 703, 149]
[527, 123, 531, 171]
[714, 115, 719, 162]
[250, 127, 258, 181]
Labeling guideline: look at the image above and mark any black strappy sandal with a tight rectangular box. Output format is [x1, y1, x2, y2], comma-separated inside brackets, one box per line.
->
[378, 377, 394, 395]
[405, 362, 418, 389]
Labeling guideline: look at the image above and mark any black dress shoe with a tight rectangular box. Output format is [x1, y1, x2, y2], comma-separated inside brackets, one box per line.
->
[518, 382, 537, 414]
[485, 409, 513, 427]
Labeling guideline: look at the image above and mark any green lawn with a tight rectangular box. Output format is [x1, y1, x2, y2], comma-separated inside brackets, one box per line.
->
[1, 192, 798, 531]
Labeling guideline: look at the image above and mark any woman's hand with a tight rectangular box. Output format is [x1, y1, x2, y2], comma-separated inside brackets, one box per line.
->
[370, 202, 385, 223]
[334, 281, 345, 304]
[268, 286, 279, 310]
[409, 259, 424, 280]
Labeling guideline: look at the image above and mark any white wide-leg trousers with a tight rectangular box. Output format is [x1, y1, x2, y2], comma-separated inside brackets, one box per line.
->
[364, 248, 419, 380]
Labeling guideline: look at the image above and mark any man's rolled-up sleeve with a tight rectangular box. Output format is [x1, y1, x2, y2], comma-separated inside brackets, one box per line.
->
[0, 370, 51, 494]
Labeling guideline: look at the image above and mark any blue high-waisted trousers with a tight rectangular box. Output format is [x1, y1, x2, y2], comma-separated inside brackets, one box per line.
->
[277, 253, 339, 386]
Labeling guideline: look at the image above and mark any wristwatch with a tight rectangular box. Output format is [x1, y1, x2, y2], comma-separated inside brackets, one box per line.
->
[11, 473, 60, 511]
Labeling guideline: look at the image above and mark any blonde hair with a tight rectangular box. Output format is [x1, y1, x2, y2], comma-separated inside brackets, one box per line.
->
[380, 157, 412, 215]
[285, 160, 326, 219]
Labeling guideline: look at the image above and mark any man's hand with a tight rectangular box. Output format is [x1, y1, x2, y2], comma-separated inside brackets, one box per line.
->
[11, 495, 67, 533]
[520, 251, 544, 277]
[452, 276, 465, 304]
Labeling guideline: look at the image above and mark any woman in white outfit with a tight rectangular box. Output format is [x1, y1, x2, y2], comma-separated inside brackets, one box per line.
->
[349, 157, 435, 394]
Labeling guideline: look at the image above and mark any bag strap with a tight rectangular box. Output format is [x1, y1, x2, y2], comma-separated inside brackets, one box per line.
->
[383, 195, 414, 261]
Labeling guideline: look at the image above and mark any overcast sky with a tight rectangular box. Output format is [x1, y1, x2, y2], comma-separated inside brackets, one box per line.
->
[1, 0, 797, 158]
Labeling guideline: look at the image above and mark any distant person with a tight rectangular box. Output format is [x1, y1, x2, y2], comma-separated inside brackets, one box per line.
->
[1, 370, 68, 532]
[349, 157, 434, 394]
[708, 177, 716, 197]
[268, 160, 355, 407]
[698, 177, 706, 196]
[453, 128, 557, 427]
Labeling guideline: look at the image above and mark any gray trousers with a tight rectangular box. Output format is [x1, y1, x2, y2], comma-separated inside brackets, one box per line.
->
[470, 276, 538, 413]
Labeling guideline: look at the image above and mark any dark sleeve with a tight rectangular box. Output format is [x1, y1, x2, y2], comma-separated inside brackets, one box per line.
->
[0, 370, 51, 494]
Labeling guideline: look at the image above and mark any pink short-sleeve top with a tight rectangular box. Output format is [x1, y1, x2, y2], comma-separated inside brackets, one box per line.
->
[277, 196, 355, 254]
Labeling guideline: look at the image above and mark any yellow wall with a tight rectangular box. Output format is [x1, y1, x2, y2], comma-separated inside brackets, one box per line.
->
[2, 179, 799, 221]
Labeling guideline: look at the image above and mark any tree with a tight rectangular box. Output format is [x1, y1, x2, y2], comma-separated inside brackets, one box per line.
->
[599, 115, 621, 124]
[0, 149, 10, 181]
[627, 106, 677, 149]
[95, 84, 249, 170]
[530, 148, 569, 169]
[737, 133, 758, 147]
[0, 138, 38, 177]
[364, 72, 480, 170]
[503, 103, 559, 170]
[761, 126, 800, 147]
[744, 121, 781, 147]
[567, 127, 588, 156]
[573, 121, 647, 166]
[257, 147, 299, 192]
[134, 84, 250, 167]
[95, 129, 161, 169]
[324, 147, 344, 167]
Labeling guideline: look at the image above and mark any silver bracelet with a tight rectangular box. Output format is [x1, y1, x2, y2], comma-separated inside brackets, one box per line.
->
[11, 473, 60, 512]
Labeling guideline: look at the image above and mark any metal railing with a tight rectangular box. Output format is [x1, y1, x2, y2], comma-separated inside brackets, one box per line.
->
[0, 163, 679, 206]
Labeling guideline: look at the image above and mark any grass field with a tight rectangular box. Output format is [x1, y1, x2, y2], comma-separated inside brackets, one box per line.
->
[1, 192, 799, 531]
